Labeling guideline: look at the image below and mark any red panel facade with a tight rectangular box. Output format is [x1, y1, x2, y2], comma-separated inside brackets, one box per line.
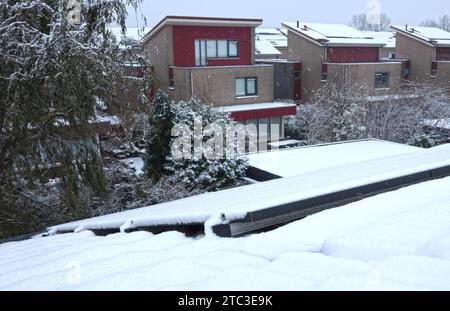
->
[172, 25, 253, 67]
[436, 47, 450, 61]
[230, 106, 297, 121]
[327, 47, 379, 63]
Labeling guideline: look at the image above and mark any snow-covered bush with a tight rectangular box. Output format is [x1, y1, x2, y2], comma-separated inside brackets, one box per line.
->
[289, 81, 450, 146]
[144, 93, 249, 190]
[166, 97, 249, 190]
[287, 83, 367, 144]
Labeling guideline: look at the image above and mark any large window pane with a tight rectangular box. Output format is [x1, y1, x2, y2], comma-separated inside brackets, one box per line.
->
[218, 40, 228, 57]
[247, 78, 257, 95]
[259, 118, 270, 138]
[236, 78, 246, 96]
[194, 40, 201, 66]
[271, 116, 282, 140]
[207, 40, 217, 58]
[229, 41, 238, 57]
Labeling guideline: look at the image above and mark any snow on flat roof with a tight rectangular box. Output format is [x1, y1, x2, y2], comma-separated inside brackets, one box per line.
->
[110, 26, 151, 42]
[363, 31, 396, 48]
[255, 39, 282, 55]
[249, 140, 421, 178]
[214, 102, 296, 113]
[283, 22, 385, 47]
[46, 143, 450, 235]
[2, 175, 450, 290]
[255, 27, 288, 48]
[392, 25, 450, 46]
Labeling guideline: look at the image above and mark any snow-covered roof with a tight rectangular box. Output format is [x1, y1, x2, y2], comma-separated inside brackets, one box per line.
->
[392, 25, 450, 47]
[2, 173, 450, 290]
[283, 22, 385, 47]
[110, 26, 151, 46]
[255, 39, 282, 55]
[248, 140, 420, 178]
[255, 27, 288, 48]
[363, 31, 396, 49]
[42, 143, 450, 236]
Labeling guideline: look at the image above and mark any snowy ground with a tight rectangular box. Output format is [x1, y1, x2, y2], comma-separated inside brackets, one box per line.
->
[1, 176, 450, 291]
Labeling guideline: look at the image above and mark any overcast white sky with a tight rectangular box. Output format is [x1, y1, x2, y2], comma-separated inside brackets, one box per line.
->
[126, 0, 448, 28]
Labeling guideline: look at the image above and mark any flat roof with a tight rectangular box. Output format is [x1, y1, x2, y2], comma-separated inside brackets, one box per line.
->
[255, 27, 288, 48]
[363, 31, 396, 48]
[47, 142, 450, 237]
[4, 174, 450, 290]
[255, 39, 283, 55]
[248, 140, 421, 178]
[283, 22, 385, 47]
[392, 25, 450, 47]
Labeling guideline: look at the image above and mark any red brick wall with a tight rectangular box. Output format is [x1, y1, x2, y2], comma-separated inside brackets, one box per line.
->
[172, 25, 252, 67]
[436, 47, 450, 61]
[231, 106, 297, 121]
[327, 47, 379, 63]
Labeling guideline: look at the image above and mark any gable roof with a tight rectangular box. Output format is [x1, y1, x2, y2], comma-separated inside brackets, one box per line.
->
[392, 25, 450, 47]
[282, 22, 385, 47]
[142, 16, 263, 44]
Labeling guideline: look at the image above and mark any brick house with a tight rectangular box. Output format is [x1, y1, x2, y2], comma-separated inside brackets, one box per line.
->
[391, 25, 450, 85]
[282, 22, 405, 101]
[141, 16, 297, 145]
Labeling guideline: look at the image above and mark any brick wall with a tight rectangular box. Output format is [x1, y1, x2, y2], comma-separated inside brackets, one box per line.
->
[172, 65, 274, 106]
[395, 32, 435, 82]
[142, 25, 174, 92]
[327, 62, 403, 96]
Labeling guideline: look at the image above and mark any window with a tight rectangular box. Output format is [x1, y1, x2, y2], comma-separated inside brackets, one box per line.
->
[258, 118, 270, 138]
[228, 41, 239, 57]
[169, 67, 174, 88]
[235, 77, 258, 97]
[431, 62, 438, 77]
[217, 40, 228, 58]
[206, 40, 217, 58]
[321, 63, 328, 82]
[375, 72, 390, 89]
[194, 39, 239, 65]
[195, 40, 207, 66]
[270, 116, 282, 140]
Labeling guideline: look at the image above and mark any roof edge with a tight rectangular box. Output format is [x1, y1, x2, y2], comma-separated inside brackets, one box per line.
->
[142, 16, 263, 44]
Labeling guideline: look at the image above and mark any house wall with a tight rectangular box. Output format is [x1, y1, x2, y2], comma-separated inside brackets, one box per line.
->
[172, 65, 274, 106]
[327, 62, 403, 96]
[142, 25, 174, 92]
[172, 25, 253, 67]
[255, 60, 298, 100]
[286, 30, 325, 101]
[327, 47, 379, 63]
[436, 61, 450, 85]
[395, 32, 435, 81]
[380, 47, 396, 59]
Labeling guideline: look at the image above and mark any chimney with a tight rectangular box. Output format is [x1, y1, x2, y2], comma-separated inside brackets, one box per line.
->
[297, 20, 300, 28]
[303, 24, 308, 31]
[405, 24, 408, 31]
